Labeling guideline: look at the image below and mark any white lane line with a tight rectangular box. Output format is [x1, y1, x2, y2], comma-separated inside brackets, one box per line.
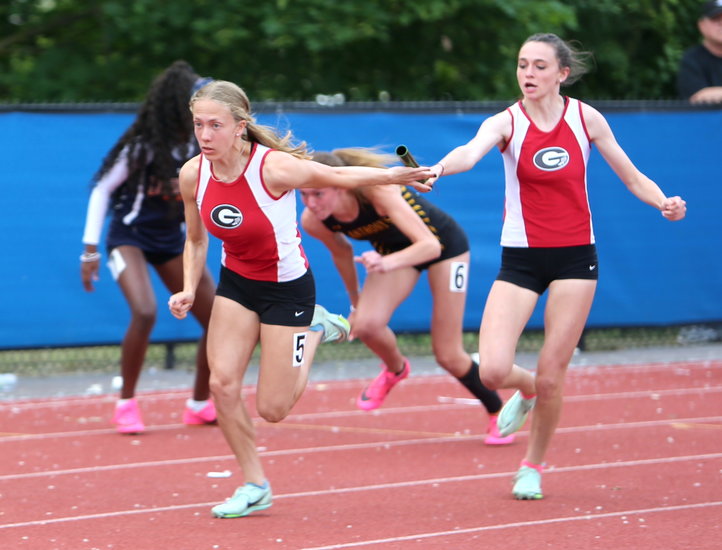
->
[2, 421, 721, 481]
[2, 358, 720, 412]
[2, 382, 721, 443]
[1, 404, 721, 446]
[300, 500, 722, 549]
[438, 384, 722, 406]
[1, 452, 721, 530]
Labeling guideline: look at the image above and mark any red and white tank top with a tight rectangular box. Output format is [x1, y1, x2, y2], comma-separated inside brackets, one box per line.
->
[195, 143, 309, 282]
[500, 97, 593, 247]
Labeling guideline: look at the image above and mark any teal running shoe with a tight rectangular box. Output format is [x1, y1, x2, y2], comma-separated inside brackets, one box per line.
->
[513, 466, 543, 500]
[211, 482, 272, 518]
[497, 391, 536, 437]
[311, 305, 350, 344]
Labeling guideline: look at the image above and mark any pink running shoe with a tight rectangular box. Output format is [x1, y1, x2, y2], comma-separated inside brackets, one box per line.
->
[183, 400, 217, 425]
[484, 415, 515, 446]
[356, 359, 410, 411]
[113, 398, 145, 434]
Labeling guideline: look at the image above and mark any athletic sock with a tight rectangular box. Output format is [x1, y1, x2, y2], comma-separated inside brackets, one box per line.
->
[457, 360, 502, 414]
[186, 398, 210, 412]
[520, 459, 544, 473]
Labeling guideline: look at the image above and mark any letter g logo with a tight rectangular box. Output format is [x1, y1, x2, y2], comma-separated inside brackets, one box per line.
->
[533, 147, 569, 171]
[211, 204, 243, 228]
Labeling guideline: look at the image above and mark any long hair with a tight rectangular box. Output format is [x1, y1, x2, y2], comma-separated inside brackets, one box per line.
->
[93, 60, 200, 195]
[312, 147, 397, 204]
[316, 148, 397, 169]
[191, 80, 309, 159]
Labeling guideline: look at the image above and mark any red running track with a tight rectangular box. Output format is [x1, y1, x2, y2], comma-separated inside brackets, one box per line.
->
[1, 359, 721, 549]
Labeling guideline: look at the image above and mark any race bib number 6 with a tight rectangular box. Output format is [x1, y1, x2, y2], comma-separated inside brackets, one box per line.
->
[449, 261, 468, 293]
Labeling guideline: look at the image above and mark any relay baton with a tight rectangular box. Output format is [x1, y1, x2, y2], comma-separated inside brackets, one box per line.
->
[395, 144, 431, 185]
[395, 144, 419, 168]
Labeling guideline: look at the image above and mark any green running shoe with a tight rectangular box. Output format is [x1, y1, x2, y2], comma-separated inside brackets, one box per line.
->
[497, 390, 536, 437]
[211, 482, 272, 518]
[513, 466, 543, 500]
[311, 305, 350, 344]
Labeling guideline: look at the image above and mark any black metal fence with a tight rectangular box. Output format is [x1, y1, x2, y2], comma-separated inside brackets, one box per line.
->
[2, 323, 720, 378]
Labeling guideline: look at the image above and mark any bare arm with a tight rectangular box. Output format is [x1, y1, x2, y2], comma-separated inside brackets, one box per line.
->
[424, 110, 512, 185]
[583, 103, 686, 221]
[356, 185, 441, 273]
[263, 151, 436, 195]
[300, 208, 361, 308]
[168, 156, 211, 319]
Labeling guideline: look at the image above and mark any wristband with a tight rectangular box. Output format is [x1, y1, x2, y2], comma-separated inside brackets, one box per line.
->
[80, 251, 101, 263]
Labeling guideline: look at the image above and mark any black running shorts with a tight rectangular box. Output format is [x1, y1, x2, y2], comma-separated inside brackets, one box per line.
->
[496, 244, 598, 295]
[216, 266, 316, 327]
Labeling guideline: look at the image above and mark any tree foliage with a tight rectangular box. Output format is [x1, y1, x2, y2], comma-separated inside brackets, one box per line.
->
[0, 0, 704, 103]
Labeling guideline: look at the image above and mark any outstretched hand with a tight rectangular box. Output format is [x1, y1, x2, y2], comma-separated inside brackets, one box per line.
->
[386, 165, 436, 193]
[410, 165, 446, 193]
[661, 196, 686, 221]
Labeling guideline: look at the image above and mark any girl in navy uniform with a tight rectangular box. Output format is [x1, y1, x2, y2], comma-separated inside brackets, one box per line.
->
[81, 61, 217, 434]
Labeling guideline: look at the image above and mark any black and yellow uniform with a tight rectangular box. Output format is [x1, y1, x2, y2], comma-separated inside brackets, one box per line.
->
[321, 186, 469, 271]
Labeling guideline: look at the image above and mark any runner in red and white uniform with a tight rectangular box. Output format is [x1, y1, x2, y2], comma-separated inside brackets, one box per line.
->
[168, 80, 435, 519]
[422, 33, 686, 500]
[500, 97, 592, 248]
[196, 143, 309, 282]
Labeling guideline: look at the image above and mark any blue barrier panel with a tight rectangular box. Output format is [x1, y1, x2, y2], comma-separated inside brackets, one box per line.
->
[0, 107, 719, 348]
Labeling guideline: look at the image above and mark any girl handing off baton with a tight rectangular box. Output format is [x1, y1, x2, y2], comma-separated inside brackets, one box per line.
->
[422, 33, 685, 500]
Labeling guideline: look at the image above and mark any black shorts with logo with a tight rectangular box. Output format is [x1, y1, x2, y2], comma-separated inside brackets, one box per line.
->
[216, 266, 316, 327]
[496, 244, 598, 295]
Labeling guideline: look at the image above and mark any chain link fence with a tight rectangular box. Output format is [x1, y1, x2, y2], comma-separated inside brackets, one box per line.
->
[2, 323, 720, 378]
